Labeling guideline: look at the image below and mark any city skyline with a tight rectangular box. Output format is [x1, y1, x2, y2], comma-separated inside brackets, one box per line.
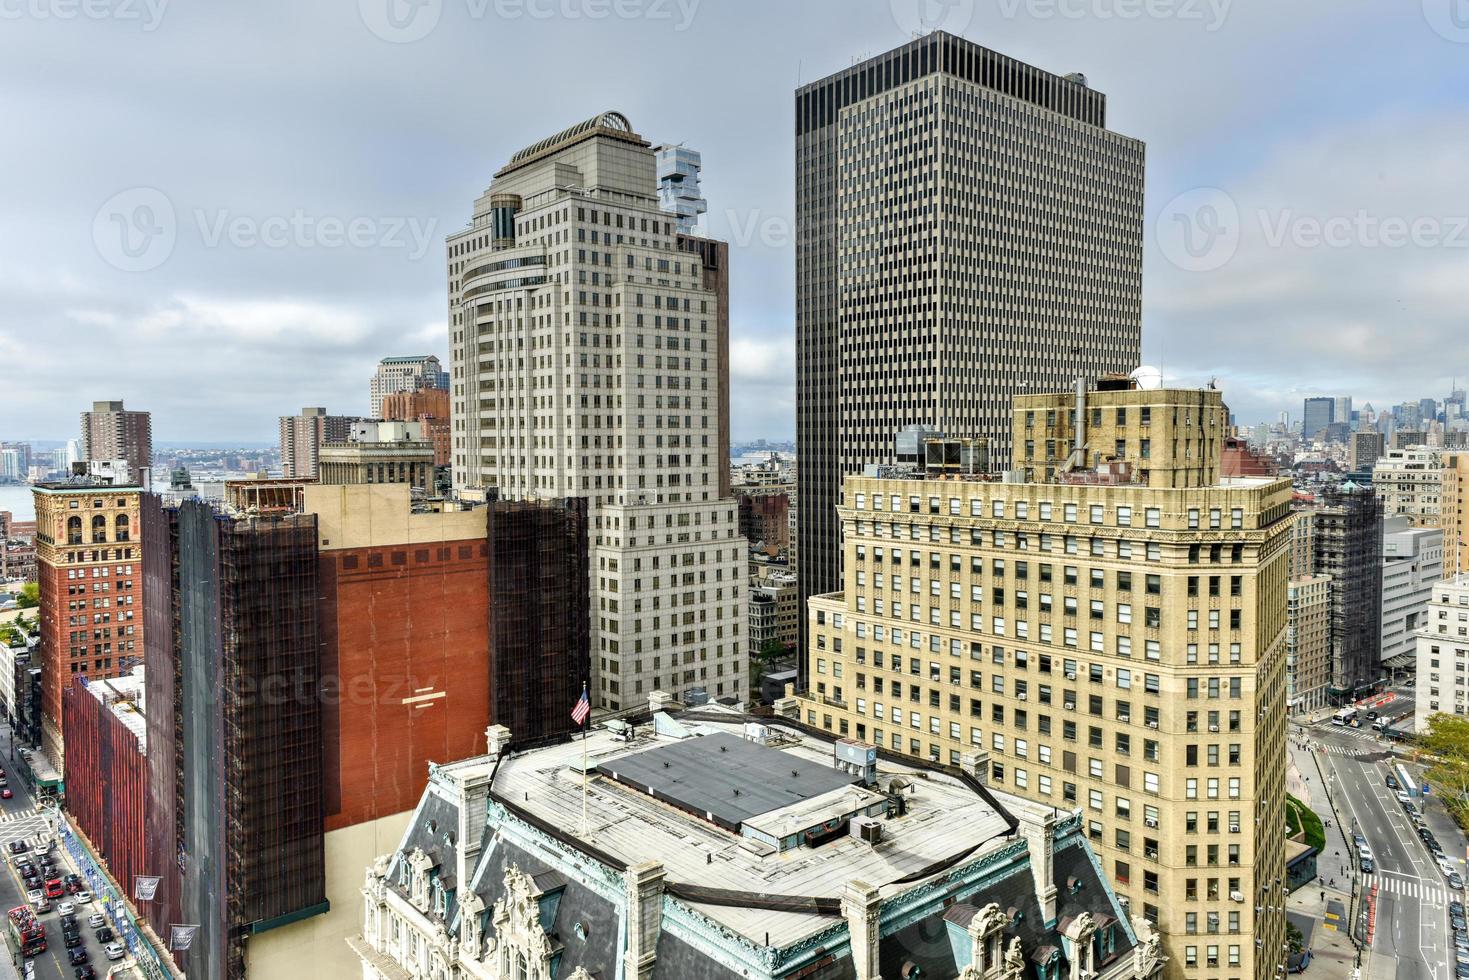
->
[3, 2, 1468, 442]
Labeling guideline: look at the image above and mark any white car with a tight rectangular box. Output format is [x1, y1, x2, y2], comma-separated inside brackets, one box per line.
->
[75, 891, 93, 904]
[56, 900, 75, 916]
[25, 888, 42, 904]
[88, 913, 105, 928]
[104, 942, 125, 961]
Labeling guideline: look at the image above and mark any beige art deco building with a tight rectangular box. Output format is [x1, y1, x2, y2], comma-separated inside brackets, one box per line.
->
[1442, 451, 1469, 576]
[446, 112, 744, 712]
[1286, 575, 1330, 713]
[797, 383, 1290, 980]
[1373, 446, 1443, 526]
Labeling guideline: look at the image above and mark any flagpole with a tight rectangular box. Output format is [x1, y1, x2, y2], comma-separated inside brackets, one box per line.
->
[581, 681, 589, 838]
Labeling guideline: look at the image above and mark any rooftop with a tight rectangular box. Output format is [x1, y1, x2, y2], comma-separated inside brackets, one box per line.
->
[84, 668, 147, 747]
[489, 712, 1014, 948]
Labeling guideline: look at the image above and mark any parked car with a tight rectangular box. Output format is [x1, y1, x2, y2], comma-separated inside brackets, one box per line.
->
[95, 925, 114, 943]
[87, 913, 105, 929]
[1452, 900, 1465, 916]
[1361, 856, 1376, 874]
[75, 966, 97, 980]
[104, 943, 124, 961]
[1453, 872, 1466, 891]
[67, 948, 89, 966]
[1386, 773, 1400, 789]
[1454, 912, 1468, 932]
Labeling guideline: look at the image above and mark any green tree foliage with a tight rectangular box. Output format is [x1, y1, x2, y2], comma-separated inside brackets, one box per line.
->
[1420, 714, 1469, 825]
[15, 582, 39, 609]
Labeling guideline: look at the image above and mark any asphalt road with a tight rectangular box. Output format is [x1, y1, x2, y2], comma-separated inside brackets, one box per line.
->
[1308, 720, 1463, 980]
[0, 724, 119, 980]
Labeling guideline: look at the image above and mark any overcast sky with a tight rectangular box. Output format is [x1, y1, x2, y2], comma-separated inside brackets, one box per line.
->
[2, 0, 1466, 443]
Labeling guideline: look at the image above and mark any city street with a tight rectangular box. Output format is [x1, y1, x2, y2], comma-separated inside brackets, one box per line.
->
[1298, 717, 1466, 980]
[0, 723, 123, 980]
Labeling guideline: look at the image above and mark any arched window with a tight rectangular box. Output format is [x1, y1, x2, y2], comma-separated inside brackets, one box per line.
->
[67, 516, 82, 545]
[115, 513, 130, 542]
[91, 514, 107, 544]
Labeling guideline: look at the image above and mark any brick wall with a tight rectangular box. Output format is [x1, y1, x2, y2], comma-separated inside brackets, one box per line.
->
[319, 539, 490, 831]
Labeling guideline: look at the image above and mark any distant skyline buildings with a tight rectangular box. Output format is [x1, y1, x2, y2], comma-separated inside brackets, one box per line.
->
[368, 354, 447, 417]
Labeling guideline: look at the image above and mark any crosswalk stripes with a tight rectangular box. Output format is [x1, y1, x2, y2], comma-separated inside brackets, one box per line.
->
[1372, 874, 1449, 904]
[0, 804, 43, 826]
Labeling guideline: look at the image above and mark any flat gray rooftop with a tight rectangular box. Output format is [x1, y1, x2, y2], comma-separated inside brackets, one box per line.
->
[596, 731, 859, 830]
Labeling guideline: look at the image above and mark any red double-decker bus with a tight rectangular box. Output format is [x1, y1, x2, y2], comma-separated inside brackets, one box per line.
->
[7, 905, 46, 957]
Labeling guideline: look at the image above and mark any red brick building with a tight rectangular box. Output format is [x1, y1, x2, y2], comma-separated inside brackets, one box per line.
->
[32, 482, 145, 764]
[381, 387, 451, 468]
[737, 489, 791, 551]
[317, 529, 491, 830]
[60, 673, 147, 903]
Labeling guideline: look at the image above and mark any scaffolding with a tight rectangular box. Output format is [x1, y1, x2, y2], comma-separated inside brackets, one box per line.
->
[1313, 486, 1384, 701]
[485, 497, 589, 746]
[171, 502, 326, 979]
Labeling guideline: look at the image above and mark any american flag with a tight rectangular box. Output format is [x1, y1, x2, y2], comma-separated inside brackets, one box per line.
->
[571, 689, 590, 726]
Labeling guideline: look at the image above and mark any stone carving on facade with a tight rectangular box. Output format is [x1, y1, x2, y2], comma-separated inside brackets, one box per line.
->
[1003, 936, 1025, 975]
[408, 848, 434, 912]
[459, 890, 486, 960]
[567, 969, 593, 980]
[967, 901, 1010, 974]
[1130, 915, 1164, 978]
[491, 865, 556, 979]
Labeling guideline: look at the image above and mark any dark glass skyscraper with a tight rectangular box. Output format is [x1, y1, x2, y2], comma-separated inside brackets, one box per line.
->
[795, 33, 1146, 682]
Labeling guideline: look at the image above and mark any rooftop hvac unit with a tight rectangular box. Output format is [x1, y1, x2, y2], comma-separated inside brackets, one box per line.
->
[851, 816, 884, 845]
[743, 722, 770, 745]
[833, 739, 878, 786]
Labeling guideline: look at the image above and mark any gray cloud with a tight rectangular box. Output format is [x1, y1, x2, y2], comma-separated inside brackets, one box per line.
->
[0, 0, 1464, 443]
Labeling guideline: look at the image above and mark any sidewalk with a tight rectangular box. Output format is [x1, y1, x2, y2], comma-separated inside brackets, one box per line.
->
[1284, 733, 1392, 978]
[1288, 882, 1387, 978]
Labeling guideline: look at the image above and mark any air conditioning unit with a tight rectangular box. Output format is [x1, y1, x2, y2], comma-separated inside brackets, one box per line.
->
[1144, 818, 1159, 828]
[1209, 725, 1220, 732]
[1065, 671, 1077, 680]
[1018, 693, 1028, 701]
[1230, 824, 1240, 834]
[1146, 721, 1158, 729]
[1231, 891, 1245, 903]
[852, 816, 884, 845]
